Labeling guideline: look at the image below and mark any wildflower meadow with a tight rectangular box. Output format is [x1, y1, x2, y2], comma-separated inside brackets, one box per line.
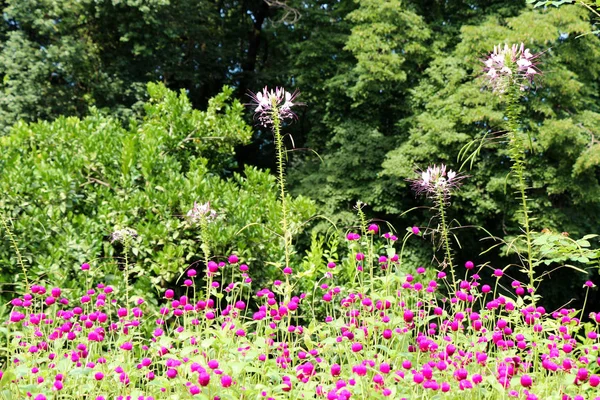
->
[1, 5, 600, 400]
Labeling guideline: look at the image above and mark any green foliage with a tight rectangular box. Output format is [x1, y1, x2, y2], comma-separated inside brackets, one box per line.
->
[532, 232, 599, 266]
[0, 83, 315, 301]
[343, 0, 431, 103]
[0, 0, 269, 130]
[1, 0, 599, 309]
[527, 0, 576, 6]
[284, 2, 600, 309]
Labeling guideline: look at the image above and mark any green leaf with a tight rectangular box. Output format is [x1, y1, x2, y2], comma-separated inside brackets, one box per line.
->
[0, 370, 16, 389]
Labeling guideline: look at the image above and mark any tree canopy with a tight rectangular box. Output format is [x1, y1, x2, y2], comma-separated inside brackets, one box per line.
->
[1, 0, 599, 308]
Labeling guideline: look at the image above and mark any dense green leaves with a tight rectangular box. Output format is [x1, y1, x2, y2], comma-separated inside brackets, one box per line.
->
[0, 84, 315, 300]
[0, 0, 599, 308]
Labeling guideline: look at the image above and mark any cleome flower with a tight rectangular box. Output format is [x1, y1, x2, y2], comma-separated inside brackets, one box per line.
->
[483, 43, 540, 93]
[186, 201, 217, 224]
[110, 227, 138, 243]
[248, 86, 300, 126]
[409, 164, 465, 201]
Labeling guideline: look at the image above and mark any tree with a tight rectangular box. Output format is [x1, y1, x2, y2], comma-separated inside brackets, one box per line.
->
[0, 0, 283, 131]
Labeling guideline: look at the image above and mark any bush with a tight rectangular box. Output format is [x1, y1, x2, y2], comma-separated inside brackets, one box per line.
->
[0, 83, 315, 302]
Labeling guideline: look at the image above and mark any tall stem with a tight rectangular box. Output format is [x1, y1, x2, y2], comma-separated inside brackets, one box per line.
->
[199, 216, 213, 302]
[270, 101, 292, 297]
[355, 202, 373, 292]
[123, 236, 131, 306]
[0, 212, 29, 291]
[506, 88, 534, 289]
[437, 191, 455, 293]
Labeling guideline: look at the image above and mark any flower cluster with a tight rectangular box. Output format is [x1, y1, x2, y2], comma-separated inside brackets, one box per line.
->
[3, 230, 600, 399]
[110, 227, 138, 243]
[248, 87, 299, 126]
[410, 164, 464, 201]
[186, 201, 217, 224]
[483, 43, 540, 93]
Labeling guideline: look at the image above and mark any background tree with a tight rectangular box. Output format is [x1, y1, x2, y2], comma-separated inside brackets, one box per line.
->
[0, 0, 599, 309]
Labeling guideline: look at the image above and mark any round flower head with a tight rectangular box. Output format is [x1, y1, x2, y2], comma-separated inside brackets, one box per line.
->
[186, 201, 217, 224]
[483, 43, 540, 93]
[248, 87, 300, 126]
[409, 164, 465, 202]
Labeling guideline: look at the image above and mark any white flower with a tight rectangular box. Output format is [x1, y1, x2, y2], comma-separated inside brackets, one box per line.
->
[482, 42, 541, 93]
[111, 227, 138, 243]
[248, 87, 300, 126]
[186, 201, 217, 224]
[410, 164, 465, 201]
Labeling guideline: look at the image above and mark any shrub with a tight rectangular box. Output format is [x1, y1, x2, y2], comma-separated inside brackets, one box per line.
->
[0, 83, 315, 302]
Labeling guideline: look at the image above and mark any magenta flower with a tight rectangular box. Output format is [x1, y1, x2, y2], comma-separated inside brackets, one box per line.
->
[483, 43, 540, 93]
[248, 87, 300, 126]
[520, 374, 533, 387]
[367, 224, 379, 234]
[221, 374, 233, 388]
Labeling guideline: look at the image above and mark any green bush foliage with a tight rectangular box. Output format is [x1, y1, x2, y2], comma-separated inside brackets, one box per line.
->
[0, 83, 315, 301]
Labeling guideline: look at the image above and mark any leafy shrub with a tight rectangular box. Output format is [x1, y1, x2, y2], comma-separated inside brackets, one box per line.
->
[0, 83, 315, 302]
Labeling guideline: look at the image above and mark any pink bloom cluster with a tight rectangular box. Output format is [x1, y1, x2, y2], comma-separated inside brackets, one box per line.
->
[186, 201, 217, 224]
[483, 43, 540, 93]
[248, 87, 299, 126]
[410, 164, 464, 200]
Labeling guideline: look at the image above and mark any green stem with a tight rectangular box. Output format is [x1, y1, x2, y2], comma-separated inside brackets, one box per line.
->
[437, 190, 455, 293]
[0, 211, 29, 291]
[271, 101, 292, 299]
[199, 216, 212, 302]
[355, 202, 373, 292]
[124, 236, 131, 306]
[506, 88, 534, 289]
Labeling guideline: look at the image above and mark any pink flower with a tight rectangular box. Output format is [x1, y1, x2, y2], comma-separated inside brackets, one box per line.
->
[520, 374, 533, 387]
[483, 43, 541, 93]
[187, 202, 217, 223]
[248, 87, 300, 126]
[221, 374, 233, 388]
[409, 164, 465, 201]
[120, 342, 133, 351]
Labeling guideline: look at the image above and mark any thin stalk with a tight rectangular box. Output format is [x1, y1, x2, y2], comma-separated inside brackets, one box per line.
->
[199, 216, 212, 302]
[355, 203, 373, 292]
[437, 191, 455, 293]
[270, 100, 292, 299]
[124, 236, 131, 306]
[506, 87, 534, 288]
[0, 212, 29, 291]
